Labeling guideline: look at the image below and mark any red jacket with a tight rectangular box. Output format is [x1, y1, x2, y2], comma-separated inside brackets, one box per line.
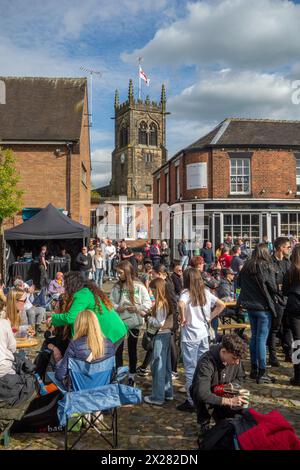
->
[238, 409, 300, 450]
[218, 254, 232, 269]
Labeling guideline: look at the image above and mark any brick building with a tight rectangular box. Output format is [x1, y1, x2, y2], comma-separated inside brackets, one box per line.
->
[92, 80, 167, 240]
[0, 77, 91, 228]
[153, 118, 300, 256]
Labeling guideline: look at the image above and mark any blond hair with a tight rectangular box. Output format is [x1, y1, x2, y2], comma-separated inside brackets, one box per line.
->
[6, 289, 24, 328]
[73, 310, 104, 360]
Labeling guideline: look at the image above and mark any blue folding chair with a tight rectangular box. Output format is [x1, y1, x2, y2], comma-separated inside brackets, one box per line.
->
[48, 356, 141, 450]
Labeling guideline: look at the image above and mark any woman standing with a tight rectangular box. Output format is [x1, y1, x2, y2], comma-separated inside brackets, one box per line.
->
[177, 268, 225, 412]
[92, 248, 105, 288]
[150, 240, 161, 268]
[144, 278, 174, 406]
[283, 245, 300, 386]
[152, 265, 180, 378]
[160, 241, 171, 271]
[110, 261, 152, 386]
[238, 243, 277, 384]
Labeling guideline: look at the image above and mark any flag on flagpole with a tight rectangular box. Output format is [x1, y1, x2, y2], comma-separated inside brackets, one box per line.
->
[139, 65, 150, 86]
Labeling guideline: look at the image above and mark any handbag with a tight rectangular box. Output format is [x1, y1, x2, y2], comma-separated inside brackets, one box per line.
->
[141, 330, 158, 352]
[118, 287, 144, 331]
[201, 306, 216, 344]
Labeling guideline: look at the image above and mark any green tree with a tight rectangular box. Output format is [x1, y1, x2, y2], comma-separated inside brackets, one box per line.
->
[0, 148, 23, 282]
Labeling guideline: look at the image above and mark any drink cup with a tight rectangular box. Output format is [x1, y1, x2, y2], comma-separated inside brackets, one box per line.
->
[18, 325, 28, 338]
[240, 389, 250, 408]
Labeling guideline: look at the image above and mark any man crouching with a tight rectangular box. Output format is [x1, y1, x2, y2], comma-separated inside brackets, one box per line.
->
[190, 334, 249, 436]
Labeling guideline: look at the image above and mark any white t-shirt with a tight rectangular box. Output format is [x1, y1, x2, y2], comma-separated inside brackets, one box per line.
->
[179, 288, 218, 343]
[0, 318, 16, 377]
[105, 245, 116, 259]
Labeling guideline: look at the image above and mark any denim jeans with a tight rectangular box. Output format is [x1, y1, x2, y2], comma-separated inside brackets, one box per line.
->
[80, 270, 90, 281]
[150, 332, 173, 403]
[180, 255, 189, 270]
[181, 336, 210, 404]
[106, 258, 113, 278]
[248, 310, 272, 369]
[94, 268, 104, 288]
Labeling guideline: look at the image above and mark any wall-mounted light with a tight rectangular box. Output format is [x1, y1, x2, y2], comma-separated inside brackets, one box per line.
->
[260, 189, 266, 194]
[287, 189, 293, 195]
[120, 153, 125, 164]
[54, 148, 61, 157]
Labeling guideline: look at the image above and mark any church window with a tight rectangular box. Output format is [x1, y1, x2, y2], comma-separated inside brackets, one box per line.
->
[149, 122, 158, 146]
[139, 121, 148, 145]
[120, 124, 128, 148]
[144, 153, 153, 163]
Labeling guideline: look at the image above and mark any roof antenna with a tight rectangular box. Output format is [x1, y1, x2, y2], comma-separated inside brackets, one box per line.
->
[80, 67, 102, 127]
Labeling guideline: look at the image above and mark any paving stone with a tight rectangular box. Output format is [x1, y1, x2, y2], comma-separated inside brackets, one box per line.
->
[3, 281, 300, 450]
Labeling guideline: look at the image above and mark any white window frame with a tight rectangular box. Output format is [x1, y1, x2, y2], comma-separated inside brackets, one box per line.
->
[230, 158, 251, 195]
[296, 157, 300, 194]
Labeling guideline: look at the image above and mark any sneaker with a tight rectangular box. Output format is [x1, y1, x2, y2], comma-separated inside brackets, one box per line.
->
[178, 386, 186, 393]
[128, 378, 135, 387]
[269, 356, 280, 367]
[144, 396, 164, 406]
[165, 396, 174, 401]
[289, 378, 300, 387]
[176, 400, 195, 412]
[172, 372, 179, 380]
[256, 374, 276, 384]
[136, 366, 150, 376]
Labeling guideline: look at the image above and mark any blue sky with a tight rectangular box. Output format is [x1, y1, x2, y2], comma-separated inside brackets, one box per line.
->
[2, 0, 300, 187]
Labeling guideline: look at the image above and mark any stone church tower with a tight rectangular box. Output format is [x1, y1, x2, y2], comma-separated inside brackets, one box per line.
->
[110, 79, 167, 199]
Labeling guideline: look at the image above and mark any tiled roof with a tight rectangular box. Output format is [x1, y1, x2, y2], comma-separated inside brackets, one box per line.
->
[0, 77, 87, 141]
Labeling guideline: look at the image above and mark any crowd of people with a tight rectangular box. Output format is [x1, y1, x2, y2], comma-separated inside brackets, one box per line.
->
[0, 233, 300, 443]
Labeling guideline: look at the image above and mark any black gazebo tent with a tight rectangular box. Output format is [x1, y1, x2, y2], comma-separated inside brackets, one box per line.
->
[5, 203, 89, 240]
[4, 204, 90, 284]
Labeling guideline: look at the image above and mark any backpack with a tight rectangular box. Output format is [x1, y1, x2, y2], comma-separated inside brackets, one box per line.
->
[198, 419, 236, 450]
[11, 390, 64, 433]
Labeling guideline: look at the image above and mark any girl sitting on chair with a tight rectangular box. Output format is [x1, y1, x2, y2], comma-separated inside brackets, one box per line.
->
[55, 309, 115, 384]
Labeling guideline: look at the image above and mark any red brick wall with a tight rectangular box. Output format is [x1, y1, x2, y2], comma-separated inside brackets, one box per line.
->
[3, 90, 91, 230]
[155, 148, 299, 203]
[77, 90, 91, 226]
[212, 149, 297, 199]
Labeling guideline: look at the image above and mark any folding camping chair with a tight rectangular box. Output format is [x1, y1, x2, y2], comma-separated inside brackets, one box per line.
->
[48, 356, 141, 450]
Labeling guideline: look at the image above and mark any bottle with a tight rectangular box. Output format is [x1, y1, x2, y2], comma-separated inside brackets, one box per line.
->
[34, 372, 48, 396]
[235, 288, 241, 300]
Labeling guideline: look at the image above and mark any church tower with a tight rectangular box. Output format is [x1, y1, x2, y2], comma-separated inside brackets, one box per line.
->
[110, 80, 167, 199]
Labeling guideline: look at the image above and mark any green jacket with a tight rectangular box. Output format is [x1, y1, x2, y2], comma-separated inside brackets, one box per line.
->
[51, 287, 127, 343]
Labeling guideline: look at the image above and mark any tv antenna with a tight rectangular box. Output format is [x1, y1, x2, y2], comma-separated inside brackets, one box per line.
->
[80, 66, 102, 127]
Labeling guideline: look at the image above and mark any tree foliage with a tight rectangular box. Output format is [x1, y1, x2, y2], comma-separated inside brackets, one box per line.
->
[0, 147, 23, 222]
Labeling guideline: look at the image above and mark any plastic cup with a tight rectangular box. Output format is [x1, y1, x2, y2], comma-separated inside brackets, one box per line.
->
[240, 389, 250, 408]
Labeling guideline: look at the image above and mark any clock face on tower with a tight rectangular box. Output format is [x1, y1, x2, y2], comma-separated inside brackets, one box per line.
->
[120, 153, 125, 164]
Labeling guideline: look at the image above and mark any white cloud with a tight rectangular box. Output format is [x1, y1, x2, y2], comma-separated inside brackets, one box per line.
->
[90, 129, 113, 144]
[168, 70, 300, 122]
[122, 0, 300, 70]
[91, 148, 112, 188]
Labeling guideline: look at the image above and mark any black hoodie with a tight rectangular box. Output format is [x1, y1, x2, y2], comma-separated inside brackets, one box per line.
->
[190, 344, 246, 407]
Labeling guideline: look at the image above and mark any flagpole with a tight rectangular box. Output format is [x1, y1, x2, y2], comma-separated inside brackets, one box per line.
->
[138, 57, 142, 100]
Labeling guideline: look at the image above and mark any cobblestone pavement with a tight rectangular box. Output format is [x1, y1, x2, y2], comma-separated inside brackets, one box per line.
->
[3, 281, 300, 450]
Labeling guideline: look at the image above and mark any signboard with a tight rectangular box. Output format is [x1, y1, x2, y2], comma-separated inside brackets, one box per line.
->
[186, 162, 207, 190]
[231, 176, 249, 183]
